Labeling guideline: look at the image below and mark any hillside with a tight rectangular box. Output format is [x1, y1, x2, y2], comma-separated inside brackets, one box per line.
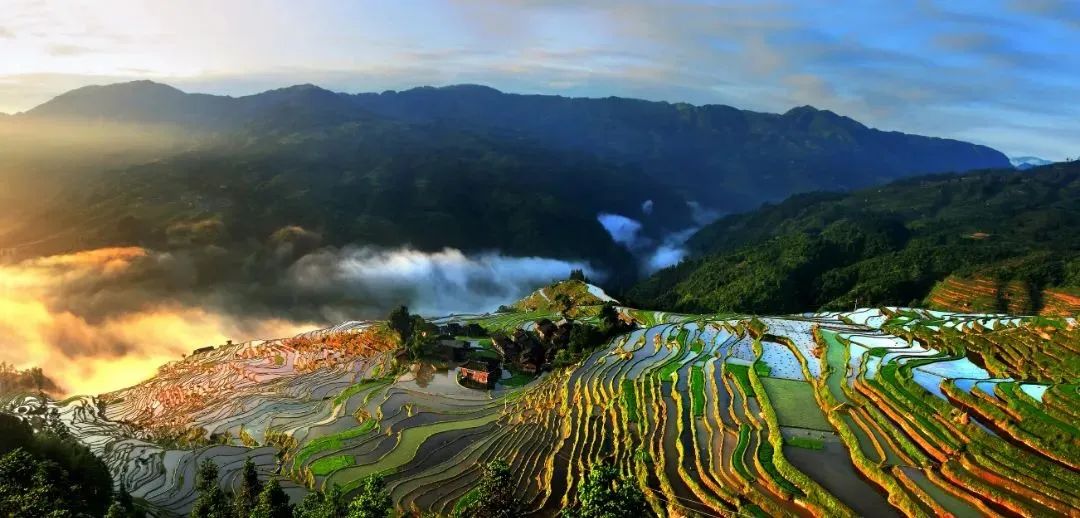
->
[629, 161, 1080, 315]
[18, 80, 1007, 211]
[4, 296, 1076, 516]
[511, 280, 618, 313]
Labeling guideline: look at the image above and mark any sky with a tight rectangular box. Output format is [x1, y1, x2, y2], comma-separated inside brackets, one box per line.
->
[0, 0, 1076, 159]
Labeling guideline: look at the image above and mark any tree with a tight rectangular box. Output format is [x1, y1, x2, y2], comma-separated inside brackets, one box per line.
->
[233, 458, 263, 517]
[562, 462, 648, 518]
[388, 306, 413, 343]
[554, 293, 573, 315]
[109, 480, 144, 518]
[190, 460, 231, 518]
[598, 303, 620, 335]
[407, 316, 438, 360]
[106, 501, 128, 518]
[346, 474, 391, 518]
[453, 460, 521, 518]
[251, 479, 292, 518]
[296, 485, 347, 518]
[0, 417, 114, 516]
[569, 269, 588, 282]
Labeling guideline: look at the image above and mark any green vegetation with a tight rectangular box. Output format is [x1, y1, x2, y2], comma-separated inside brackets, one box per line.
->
[498, 371, 534, 387]
[760, 377, 831, 431]
[562, 462, 649, 518]
[689, 365, 706, 417]
[0, 414, 115, 517]
[631, 162, 1080, 314]
[346, 474, 392, 518]
[732, 424, 752, 479]
[293, 420, 378, 469]
[727, 363, 752, 393]
[453, 460, 521, 518]
[309, 455, 354, 476]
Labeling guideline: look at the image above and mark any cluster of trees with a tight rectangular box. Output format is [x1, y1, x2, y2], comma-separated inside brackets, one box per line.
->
[386, 306, 439, 360]
[0, 363, 60, 397]
[454, 460, 648, 518]
[0, 414, 123, 517]
[191, 458, 646, 518]
[631, 162, 1080, 314]
[189, 459, 391, 518]
[553, 303, 629, 367]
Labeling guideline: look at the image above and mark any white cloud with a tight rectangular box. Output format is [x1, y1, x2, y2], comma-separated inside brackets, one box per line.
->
[287, 246, 599, 317]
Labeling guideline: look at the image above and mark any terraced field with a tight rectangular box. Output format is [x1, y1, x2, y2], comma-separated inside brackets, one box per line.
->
[4, 298, 1078, 516]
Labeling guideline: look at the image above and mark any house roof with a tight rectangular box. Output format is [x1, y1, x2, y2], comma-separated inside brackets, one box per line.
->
[461, 360, 497, 372]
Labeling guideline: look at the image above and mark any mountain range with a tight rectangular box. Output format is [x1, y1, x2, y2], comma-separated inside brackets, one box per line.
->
[1, 80, 1013, 296]
[18, 80, 1008, 210]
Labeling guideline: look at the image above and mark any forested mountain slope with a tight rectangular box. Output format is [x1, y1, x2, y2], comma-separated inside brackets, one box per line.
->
[349, 86, 1009, 209]
[630, 161, 1080, 314]
[20, 80, 1008, 211]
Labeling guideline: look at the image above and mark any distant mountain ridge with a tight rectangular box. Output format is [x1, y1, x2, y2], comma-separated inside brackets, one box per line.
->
[22, 80, 1010, 211]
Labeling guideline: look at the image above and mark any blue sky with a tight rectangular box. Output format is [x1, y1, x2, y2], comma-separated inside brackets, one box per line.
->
[0, 0, 1076, 159]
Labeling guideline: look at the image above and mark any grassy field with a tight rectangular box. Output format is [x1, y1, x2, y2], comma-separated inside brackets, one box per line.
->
[760, 377, 831, 431]
[690, 365, 706, 417]
[294, 419, 379, 467]
[309, 455, 354, 476]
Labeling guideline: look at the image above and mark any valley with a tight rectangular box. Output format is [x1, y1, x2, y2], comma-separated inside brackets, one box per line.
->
[6, 283, 1076, 516]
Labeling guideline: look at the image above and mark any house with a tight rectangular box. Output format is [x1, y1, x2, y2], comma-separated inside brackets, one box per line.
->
[535, 319, 558, 342]
[458, 360, 500, 388]
[438, 322, 463, 337]
[520, 342, 546, 374]
[433, 339, 470, 361]
[491, 334, 519, 363]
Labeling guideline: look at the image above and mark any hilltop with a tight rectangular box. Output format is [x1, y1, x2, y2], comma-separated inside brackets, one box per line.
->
[511, 279, 618, 314]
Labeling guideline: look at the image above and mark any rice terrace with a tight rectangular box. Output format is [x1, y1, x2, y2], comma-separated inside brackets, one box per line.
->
[4, 280, 1077, 517]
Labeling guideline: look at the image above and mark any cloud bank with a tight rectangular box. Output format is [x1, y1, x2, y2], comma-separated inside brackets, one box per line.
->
[0, 244, 596, 396]
[287, 246, 599, 319]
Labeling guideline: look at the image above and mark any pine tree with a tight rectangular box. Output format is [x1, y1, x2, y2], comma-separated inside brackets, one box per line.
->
[453, 460, 520, 518]
[561, 462, 647, 518]
[346, 475, 391, 518]
[251, 479, 292, 518]
[105, 501, 127, 518]
[190, 460, 231, 518]
[233, 458, 263, 517]
[296, 486, 347, 518]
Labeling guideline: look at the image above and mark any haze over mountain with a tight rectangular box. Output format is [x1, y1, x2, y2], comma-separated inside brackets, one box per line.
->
[20, 80, 1009, 211]
[1010, 156, 1054, 170]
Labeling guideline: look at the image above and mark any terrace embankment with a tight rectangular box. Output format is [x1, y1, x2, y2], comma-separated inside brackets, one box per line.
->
[8, 302, 1078, 517]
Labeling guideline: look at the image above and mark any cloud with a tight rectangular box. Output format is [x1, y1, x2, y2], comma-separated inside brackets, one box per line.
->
[597, 209, 714, 274]
[47, 44, 93, 56]
[0, 248, 313, 396]
[0, 243, 597, 396]
[287, 247, 599, 318]
[596, 213, 644, 249]
[643, 227, 697, 273]
[1, 0, 1078, 158]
